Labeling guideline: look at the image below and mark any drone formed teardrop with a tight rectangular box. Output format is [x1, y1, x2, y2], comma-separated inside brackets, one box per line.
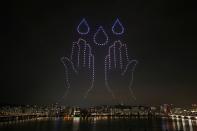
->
[112, 18, 125, 35]
[93, 26, 109, 46]
[77, 18, 90, 35]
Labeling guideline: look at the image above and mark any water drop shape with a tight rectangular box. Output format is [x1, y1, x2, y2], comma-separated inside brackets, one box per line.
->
[77, 18, 90, 35]
[112, 18, 125, 35]
[93, 26, 109, 46]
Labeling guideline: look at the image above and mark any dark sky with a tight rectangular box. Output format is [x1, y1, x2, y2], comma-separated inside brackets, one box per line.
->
[1, 0, 196, 106]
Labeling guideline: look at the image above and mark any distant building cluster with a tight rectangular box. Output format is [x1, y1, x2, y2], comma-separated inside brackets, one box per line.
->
[0, 104, 197, 119]
[0, 104, 152, 117]
[170, 104, 197, 116]
[0, 104, 62, 117]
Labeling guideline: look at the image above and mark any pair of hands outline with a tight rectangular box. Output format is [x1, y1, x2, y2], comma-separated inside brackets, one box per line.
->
[61, 38, 137, 104]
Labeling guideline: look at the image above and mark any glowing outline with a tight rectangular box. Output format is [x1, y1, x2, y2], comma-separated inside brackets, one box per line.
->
[77, 18, 90, 35]
[93, 26, 109, 46]
[61, 38, 95, 99]
[60, 19, 138, 104]
[105, 40, 138, 103]
[112, 18, 125, 35]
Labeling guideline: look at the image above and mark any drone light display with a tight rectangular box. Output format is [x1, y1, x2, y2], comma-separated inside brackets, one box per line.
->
[112, 18, 125, 35]
[104, 41, 138, 103]
[77, 18, 90, 35]
[61, 38, 95, 99]
[93, 26, 109, 46]
[61, 18, 138, 104]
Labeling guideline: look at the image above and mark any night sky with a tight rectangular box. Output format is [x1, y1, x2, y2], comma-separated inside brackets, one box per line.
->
[1, 0, 196, 106]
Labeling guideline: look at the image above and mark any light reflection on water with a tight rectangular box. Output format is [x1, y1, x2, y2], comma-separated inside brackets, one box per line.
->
[0, 117, 197, 131]
[182, 117, 186, 131]
[167, 116, 197, 131]
[188, 118, 193, 131]
[72, 117, 80, 131]
[176, 117, 181, 130]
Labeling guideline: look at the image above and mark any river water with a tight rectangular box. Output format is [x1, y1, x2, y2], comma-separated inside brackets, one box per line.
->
[0, 117, 197, 131]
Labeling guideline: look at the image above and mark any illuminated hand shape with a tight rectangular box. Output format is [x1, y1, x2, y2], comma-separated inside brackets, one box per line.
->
[105, 41, 138, 104]
[61, 38, 95, 105]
